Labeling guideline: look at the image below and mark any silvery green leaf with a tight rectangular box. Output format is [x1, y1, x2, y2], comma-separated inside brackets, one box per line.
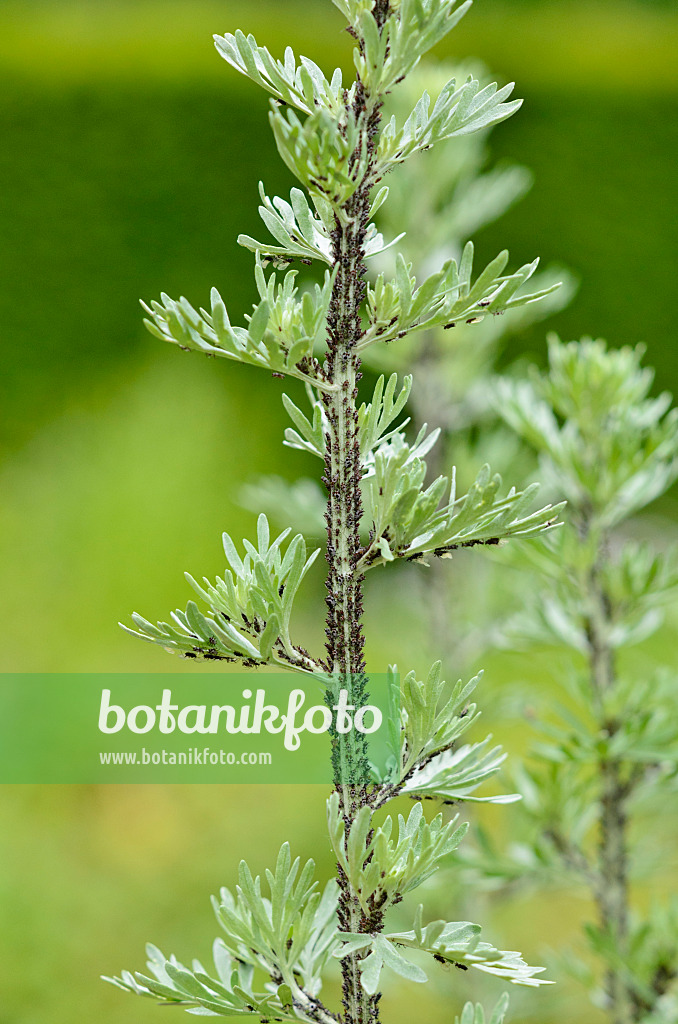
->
[357, 947, 384, 996]
[338, 915, 549, 992]
[358, 374, 413, 458]
[360, 439, 563, 569]
[384, 918, 551, 987]
[105, 939, 295, 1017]
[282, 390, 327, 459]
[400, 741, 520, 804]
[333, 932, 429, 994]
[142, 259, 337, 392]
[378, 76, 522, 171]
[121, 516, 321, 673]
[239, 183, 333, 265]
[386, 661, 485, 779]
[214, 31, 345, 115]
[496, 337, 678, 521]
[269, 106, 368, 208]
[208, 844, 341, 999]
[362, 0, 473, 94]
[362, 244, 560, 350]
[374, 934, 428, 984]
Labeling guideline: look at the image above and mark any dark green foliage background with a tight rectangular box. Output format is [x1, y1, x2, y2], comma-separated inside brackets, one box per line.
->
[0, 2, 676, 1023]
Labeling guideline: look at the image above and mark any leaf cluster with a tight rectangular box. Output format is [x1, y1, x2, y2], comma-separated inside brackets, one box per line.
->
[379, 663, 517, 804]
[327, 796, 468, 916]
[105, 940, 294, 1019]
[390, 661, 483, 776]
[378, 77, 522, 172]
[361, 434, 563, 568]
[214, 32, 345, 117]
[239, 183, 401, 268]
[280, 374, 562, 567]
[363, 246, 559, 349]
[107, 844, 340, 1021]
[212, 844, 338, 995]
[283, 373, 412, 462]
[270, 106, 368, 209]
[335, 901, 549, 993]
[503, 532, 678, 655]
[529, 670, 678, 776]
[384, 906, 548, 986]
[142, 260, 336, 390]
[348, 0, 473, 97]
[122, 515, 320, 671]
[496, 336, 678, 528]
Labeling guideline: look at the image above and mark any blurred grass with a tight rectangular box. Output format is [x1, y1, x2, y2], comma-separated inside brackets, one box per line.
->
[0, 2, 677, 1023]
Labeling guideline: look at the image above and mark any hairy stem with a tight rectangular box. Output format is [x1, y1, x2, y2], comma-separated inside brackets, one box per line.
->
[322, 7, 390, 1024]
[323, 136, 378, 1024]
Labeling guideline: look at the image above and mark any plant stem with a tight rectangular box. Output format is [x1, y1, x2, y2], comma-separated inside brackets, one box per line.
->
[598, 759, 632, 1024]
[323, 189, 369, 684]
[322, 128, 379, 1024]
[322, 8, 390, 1024]
[584, 538, 633, 1024]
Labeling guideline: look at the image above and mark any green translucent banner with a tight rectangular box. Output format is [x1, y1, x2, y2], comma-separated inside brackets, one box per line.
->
[0, 673, 396, 784]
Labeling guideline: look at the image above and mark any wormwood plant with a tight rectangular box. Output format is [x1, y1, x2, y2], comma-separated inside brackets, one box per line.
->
[241, 56, 574, 665]
[475, 337, 678, 1024]
[106, 3, 566, 1022]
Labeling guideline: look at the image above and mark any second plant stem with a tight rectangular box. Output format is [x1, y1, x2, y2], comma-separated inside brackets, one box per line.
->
[584, 533, 633, 1024]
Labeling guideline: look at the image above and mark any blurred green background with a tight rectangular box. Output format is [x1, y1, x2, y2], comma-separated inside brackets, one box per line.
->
[1, 1, 677, 1022]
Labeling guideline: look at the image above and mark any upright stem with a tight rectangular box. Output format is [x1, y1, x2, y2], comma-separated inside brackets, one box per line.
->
[322, 187, 375, 1024]
[322, 177, 372, 793]
[323, 189, 369, 683]
[584, 536, 633, 1024]
[322, 9, 389, 1024]
[322, 139, 381, 1024]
